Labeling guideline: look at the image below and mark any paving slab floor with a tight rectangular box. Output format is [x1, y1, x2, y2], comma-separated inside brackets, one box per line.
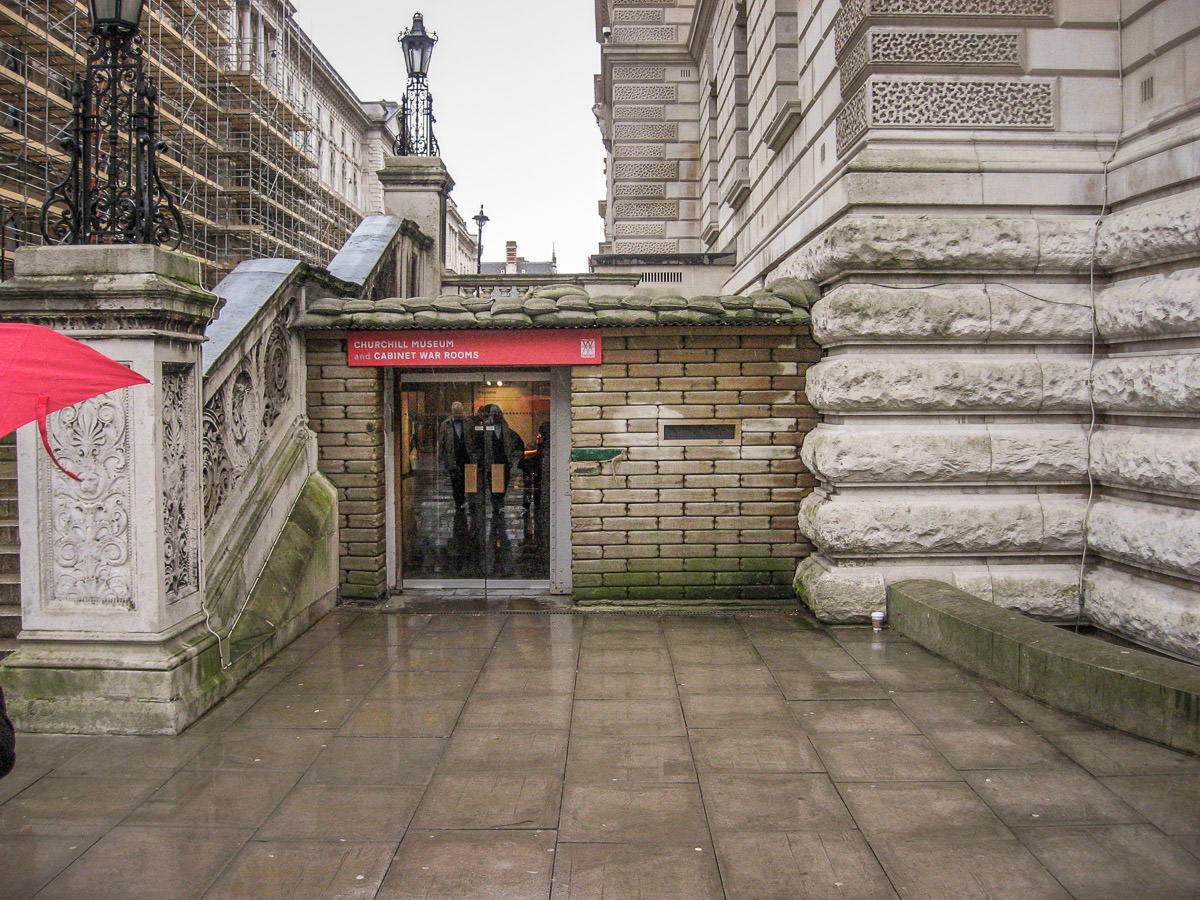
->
[2, 609, 1199, 899]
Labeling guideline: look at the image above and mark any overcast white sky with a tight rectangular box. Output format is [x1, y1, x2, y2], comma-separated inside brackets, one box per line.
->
[289, 0, 605, 273]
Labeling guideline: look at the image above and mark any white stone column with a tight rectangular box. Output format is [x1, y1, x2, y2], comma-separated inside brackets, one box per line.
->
[0, 246, 222, 733]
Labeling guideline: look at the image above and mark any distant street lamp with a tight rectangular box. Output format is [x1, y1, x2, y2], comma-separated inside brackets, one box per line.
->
[40, 0, 182, 246]
[472, 205, 489, 274]
[394, 12, 439, 157]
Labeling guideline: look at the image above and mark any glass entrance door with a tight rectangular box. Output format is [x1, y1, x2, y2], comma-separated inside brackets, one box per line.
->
[396, 373, 552, 585]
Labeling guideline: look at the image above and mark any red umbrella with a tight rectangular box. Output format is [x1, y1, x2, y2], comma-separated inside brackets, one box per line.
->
[0, 323, 150, 481]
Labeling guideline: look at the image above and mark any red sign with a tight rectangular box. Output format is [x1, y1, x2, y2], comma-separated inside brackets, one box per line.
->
[348, 330, 603, 367]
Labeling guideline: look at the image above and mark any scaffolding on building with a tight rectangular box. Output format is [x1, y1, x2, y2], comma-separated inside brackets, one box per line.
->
[0, 0, 368, 287]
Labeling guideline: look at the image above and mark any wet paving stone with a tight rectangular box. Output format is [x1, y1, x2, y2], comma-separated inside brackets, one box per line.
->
[810, 734, 958, 782]
[301, 736, 446, 786]
[690, 728, 825, 774]
[550, 842, 724, 900]
[236, 692, 361, 730]
[378, 829, 556, 900]
[681, 692, 795, 730]
[922, 725, 1074, 771]
[1014, 824, 1200, 898]
[204, 840, 397, 900]
[964, 768, 1146, 828]
[790, 699, 922, 735]
[4, 609, 1199, 899]
[410, 774, 562, 830]
[571, 698, 686, 735]
[37, 825, 253, 900]
[891, 690, 1024, 729]
[771, 667, 890, 701]
[438, 728, 567, 774]
[337, 699, 464, 737]
[0, 834, 91, 898]
[256, 784, 423, 842]
[565, 734, 697, 783]
[0, 775, 166, 837]
[126, 769, 301, 829]
[1098, 774, 1200, 835]
[559, 783, 709, 843]
[713, 831, 896, 899]
[701, 773, 856, 833]
[573, 669, 678, 699]
[673, 663, 780, 694]
[870, 837, 1069, 899]
[186, 728, 333, 773]
[839, 781, 1012, 842]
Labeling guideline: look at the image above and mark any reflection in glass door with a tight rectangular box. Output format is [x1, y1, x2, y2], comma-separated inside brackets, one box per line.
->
[397, 374, 552, 584]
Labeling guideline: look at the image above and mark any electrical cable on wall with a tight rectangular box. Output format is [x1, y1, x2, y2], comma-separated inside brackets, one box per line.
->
[1076, 18, 1126, 631]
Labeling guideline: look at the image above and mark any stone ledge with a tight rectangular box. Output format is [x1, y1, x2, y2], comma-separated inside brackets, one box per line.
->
[887, 579, 1200, 755]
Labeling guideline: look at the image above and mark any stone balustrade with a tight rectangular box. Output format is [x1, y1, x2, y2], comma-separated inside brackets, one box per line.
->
[441, 273, 642, 299]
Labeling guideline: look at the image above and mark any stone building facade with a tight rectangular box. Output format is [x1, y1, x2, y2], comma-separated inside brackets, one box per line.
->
[595, 0, 1200, 661]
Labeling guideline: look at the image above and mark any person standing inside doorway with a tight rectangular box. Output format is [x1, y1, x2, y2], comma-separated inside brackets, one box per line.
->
[436, 400, 471, 509]
[469, 403, 525, 576]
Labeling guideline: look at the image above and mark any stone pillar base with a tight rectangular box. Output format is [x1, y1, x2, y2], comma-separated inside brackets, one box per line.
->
[1, 593, 334, 735]
[795, 554, 1082, 623]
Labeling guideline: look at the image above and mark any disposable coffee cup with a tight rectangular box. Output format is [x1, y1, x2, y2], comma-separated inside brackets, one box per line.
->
[871, 610, 886, 632]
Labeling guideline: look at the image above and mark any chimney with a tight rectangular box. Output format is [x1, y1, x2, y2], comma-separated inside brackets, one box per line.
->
[506, 241, 518, 264]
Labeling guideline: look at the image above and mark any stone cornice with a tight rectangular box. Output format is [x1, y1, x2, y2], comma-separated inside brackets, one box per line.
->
[688, 0, 719, 62]
[0, 246, 223, 338]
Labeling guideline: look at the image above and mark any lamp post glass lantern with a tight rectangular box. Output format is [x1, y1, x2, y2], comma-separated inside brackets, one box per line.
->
[88, 0, 145, 32]
[40, 0, 182, 247]
[394, 12, 439, 157]
[400, 12, 436, 78]
[472, 205, 488, 274]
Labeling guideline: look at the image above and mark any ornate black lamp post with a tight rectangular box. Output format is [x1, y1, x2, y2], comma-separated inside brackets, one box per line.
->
[40, 0, 183, 247]
[472, 205, 488, 274]
[394, 12, 439, 157]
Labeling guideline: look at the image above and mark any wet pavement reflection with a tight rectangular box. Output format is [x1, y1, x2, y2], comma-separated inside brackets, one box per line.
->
[2, 610, 1199, 898]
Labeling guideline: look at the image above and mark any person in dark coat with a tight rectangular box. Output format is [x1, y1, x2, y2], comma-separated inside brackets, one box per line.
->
[435, 400, 472, 508]
[467, 404, 525, 575]
[470, 404, 525, 507]
[0, 685, 15, 779]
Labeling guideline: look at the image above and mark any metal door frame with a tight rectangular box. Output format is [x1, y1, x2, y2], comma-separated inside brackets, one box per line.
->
[387, 368, 571, 595]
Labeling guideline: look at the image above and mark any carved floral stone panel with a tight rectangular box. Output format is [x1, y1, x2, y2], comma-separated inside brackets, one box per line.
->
[837, 85, 870, 155]
[838, 76, 1053, 154]
[202, 318, 294, 524]
[612, 239, 680, 253]
[612, 65, 668, 81]
[162, 363, 199, 604]
[871, 78, 1052, 126]
[841, 30, 1023, 90]
[614, 122, 678, 142]
[39, 389, 136, 610]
